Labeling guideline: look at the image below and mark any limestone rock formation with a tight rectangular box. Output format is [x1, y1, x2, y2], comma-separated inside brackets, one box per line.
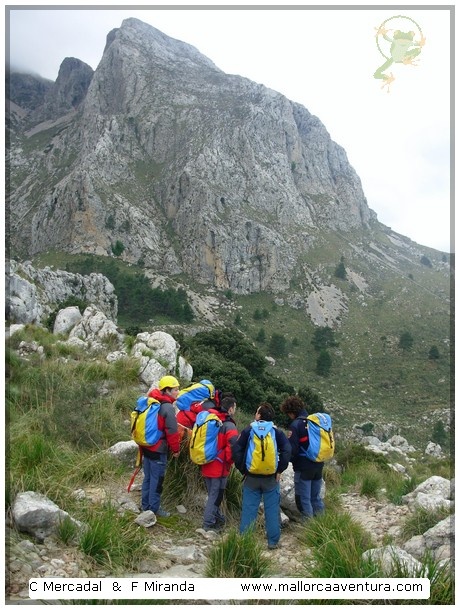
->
[7, 259, 118, 324]
[8, 18, 376, 296]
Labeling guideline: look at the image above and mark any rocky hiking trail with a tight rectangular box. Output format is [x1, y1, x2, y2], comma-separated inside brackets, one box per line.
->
[6, 480, 411, 603]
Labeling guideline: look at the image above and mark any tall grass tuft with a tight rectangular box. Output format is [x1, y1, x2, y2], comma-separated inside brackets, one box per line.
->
[205, 528, 271, 578]
[78, 505, 151, 570]
[385, 472, 417, 505]
[57, 515, 80, 545]
[364, 550, 454, 605]
[162, 436, 243, 522]
[303, 511, 373, 578]
[161, 437, 206, 512]
[360, 463, 383, 498]
[400, 506, 452, 542]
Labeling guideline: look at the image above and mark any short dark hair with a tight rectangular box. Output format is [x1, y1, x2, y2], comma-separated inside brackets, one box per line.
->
[220, 395, 236, 412]
[257, 402, 275, 421]
[280, 395, 305, 417]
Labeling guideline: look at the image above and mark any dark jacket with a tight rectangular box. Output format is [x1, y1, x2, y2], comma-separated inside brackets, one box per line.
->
[288, 410, 324, 478]
[232, 422, 291, 478]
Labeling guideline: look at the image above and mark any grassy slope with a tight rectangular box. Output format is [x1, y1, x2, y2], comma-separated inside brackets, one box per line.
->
[227, 228, 451, 447]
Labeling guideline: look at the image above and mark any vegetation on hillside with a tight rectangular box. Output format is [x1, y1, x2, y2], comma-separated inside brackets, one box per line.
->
[29, 245, 451, 450]
[64, 255, 194, 325]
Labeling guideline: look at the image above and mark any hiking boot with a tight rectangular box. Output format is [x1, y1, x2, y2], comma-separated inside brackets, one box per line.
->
[268, 543, 279, 550]
[156, 507, 171, 518]
[203, 521, 223, 532]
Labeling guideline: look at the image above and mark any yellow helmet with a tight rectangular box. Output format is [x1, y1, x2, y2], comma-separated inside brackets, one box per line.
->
[158, 375, 180, 391]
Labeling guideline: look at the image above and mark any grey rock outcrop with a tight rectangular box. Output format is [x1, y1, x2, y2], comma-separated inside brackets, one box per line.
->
[362, 546, 425, 577]
[68, 305, 121, 347]
[359, 434, 416, 457]
[7, 71, 53, 112]
[403, 515, 453, 563]
[12, 491, 84, 543]
[53, 305, 83, 334]
[401, 476, 453, 512]
[6, 259, 117, 325]
[425, 441, 443, 457]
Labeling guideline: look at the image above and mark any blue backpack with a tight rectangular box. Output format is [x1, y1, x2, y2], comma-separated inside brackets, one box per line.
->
[299, 413, 334, 462]
[130, 396, 162, 447]
[245, 421, 278, 475]
[189, 410, 223, 465]
[176, 380, 216, 411]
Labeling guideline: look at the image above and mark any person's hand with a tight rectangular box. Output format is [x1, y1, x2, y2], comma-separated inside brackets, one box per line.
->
[172, 452, 180, 458]
[276, 473, 281, 482]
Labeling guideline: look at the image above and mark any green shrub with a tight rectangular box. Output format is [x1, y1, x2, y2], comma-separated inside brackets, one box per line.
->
[334, 260, 347, 280]
[399, 331, 414, 350]
[44, 297, 88, 332]
[111, 240, 125, 256]
[335, 442, 391, 473]
[316, 349, 332, 377]
[65, 256, 194, 325]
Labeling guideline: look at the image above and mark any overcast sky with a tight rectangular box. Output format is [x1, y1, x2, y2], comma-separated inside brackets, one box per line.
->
[5, 3, 453, 252]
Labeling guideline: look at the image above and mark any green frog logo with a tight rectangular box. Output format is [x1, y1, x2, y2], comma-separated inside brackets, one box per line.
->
[374, 15, 425, 92]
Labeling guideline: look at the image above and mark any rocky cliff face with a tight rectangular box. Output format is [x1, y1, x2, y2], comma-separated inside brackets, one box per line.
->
[8, 18, 377, 295]
[7, 260, 118, 325]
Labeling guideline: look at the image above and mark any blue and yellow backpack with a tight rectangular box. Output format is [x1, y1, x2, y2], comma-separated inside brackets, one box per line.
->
[245, 421, 278, 475]
[176, 379, 216, 412]
[130, 396, 162, 448]
[189, 410, 223, 465]
[300, 413, 334, 462]
[127, 396, 162, 492]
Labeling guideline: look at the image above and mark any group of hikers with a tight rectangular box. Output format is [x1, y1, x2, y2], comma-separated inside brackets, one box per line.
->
[130, 375, 330, 550]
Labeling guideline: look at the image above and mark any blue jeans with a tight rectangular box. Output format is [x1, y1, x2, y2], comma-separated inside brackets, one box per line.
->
[141, 453, 167, 513]
[240, 482, 280, 546]
[203, 476, 227, 528]
[294, 472, 324, 518]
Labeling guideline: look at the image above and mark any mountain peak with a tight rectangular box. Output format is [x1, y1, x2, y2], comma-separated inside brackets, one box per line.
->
[7, 18, 435, 300]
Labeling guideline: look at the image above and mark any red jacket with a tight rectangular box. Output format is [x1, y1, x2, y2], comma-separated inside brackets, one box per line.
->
[176, 399, 216, 431]
[144, 388, 180, 454]
[201, 410, 238, 478]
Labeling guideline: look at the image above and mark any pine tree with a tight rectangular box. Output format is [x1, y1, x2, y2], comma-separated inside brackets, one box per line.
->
[316, 350, 332, 377]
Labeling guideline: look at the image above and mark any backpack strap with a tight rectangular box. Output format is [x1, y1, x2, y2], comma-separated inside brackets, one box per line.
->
[131, 411, 141, 435]
[296, 416, 310, 456]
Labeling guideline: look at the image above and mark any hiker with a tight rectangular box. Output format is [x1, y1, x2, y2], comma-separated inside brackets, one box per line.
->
[232, 402, 291, 550]
[199, 395, 238, 531]
[280, 395, 325, 520]
[140, 375, 181, 517]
